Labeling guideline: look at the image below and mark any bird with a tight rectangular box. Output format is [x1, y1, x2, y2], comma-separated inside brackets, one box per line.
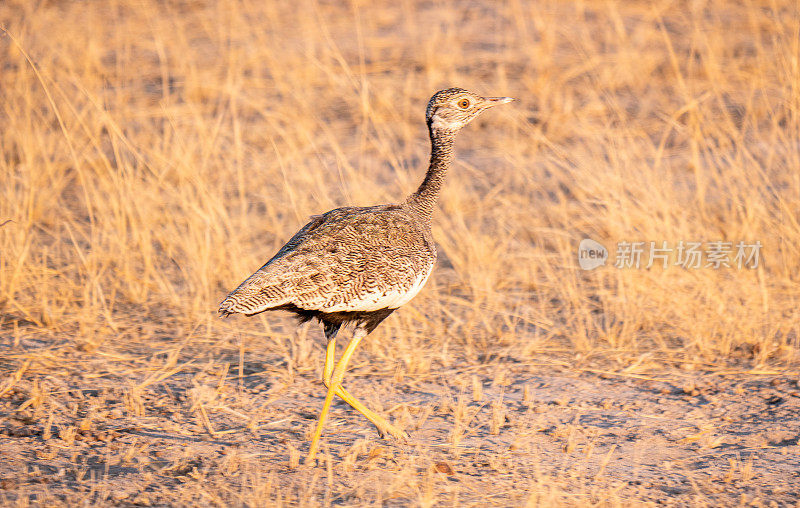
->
[218, 88, 513, 464]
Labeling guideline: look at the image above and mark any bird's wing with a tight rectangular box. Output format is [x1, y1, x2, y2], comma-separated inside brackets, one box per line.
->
[218, 206, 435, 316]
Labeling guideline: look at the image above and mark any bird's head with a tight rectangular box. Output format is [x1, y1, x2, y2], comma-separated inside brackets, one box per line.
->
[425, 88, 513, 134]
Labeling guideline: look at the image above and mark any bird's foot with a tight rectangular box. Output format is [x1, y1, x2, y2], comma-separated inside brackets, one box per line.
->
[375, 423, 408, 441]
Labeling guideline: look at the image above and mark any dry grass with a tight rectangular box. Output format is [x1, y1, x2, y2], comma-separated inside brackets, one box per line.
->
[1, 0, 799, 505]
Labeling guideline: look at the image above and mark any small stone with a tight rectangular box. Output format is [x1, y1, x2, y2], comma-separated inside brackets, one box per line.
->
[433, 461, 455, 475]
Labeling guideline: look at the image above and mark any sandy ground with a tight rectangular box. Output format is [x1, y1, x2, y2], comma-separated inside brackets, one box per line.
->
[1, 331, 798, 506]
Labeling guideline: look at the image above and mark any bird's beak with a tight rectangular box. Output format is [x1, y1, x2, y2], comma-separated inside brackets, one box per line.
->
[483, 96, 515, 107]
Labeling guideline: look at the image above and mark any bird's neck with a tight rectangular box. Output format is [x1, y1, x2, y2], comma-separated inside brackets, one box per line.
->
[406, 126, 456, 221]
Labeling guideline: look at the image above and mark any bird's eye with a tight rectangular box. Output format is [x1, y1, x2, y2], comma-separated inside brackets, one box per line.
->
[458, 99, 470, 109]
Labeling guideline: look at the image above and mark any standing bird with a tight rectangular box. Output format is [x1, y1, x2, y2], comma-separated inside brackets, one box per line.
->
[219, 88, 513, 463]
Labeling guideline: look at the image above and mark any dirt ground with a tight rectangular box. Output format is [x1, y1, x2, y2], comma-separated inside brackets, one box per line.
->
[1, 328, 798, 506]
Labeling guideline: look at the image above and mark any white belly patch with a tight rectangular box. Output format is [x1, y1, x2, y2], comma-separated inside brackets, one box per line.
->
[321, 269, 433, 312]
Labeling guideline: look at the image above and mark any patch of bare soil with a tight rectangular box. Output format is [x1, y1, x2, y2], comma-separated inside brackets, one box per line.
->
[1, 339, 798, 506]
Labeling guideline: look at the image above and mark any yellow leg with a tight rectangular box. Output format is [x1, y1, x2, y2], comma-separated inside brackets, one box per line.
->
[307, 327, 384, 463]
[306, 363, 338, 464]
[306, 337, 339, 465]
[322, 360, 407, 440]
[323, 335, 336, 385]
[306, 327, 408, 465]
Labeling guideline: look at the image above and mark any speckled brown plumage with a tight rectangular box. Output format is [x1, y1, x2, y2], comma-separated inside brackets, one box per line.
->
[219, 204, 435, 333]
